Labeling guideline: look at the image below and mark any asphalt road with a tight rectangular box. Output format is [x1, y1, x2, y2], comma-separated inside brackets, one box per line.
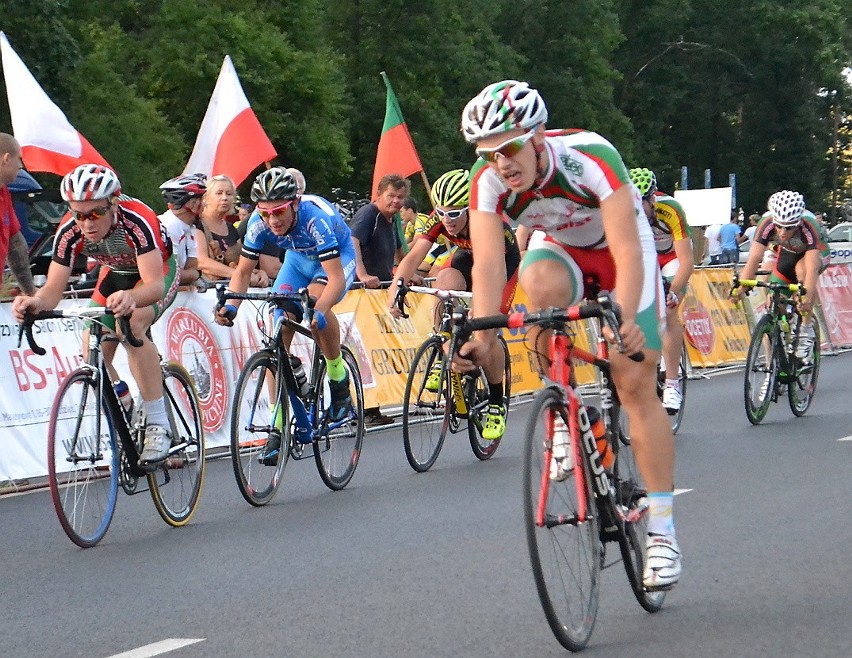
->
[2, 354, 851, 657]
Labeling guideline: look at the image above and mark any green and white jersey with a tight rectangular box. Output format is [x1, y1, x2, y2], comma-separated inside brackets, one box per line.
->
[470, 129, 651, 249]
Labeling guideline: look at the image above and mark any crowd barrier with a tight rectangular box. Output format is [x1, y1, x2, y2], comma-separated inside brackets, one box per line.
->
[2, 263, 850, 483]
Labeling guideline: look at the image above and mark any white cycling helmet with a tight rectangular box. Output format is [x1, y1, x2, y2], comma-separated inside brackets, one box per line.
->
[461, 80, 548, 143]
[61, 164, 121, 201]
[767, 190, 806, 227]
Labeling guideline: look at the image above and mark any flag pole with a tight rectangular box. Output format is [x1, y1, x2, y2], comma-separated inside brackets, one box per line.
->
[420, 171, 433, 210]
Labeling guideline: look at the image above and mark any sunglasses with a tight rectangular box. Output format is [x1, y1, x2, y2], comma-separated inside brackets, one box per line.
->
[257, 201, 294, 219]
[475, 129, 536, 163]
[435, 207, 467, 221]
[71, 204, 112, 222]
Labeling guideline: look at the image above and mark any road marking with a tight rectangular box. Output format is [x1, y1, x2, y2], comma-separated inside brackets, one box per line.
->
[107, 639, 204, 657]
[674, 488, 692, 495]
[838, 436, 852, 442]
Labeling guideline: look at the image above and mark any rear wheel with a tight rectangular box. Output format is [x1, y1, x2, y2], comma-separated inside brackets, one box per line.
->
[231, 350, 288, 506]
[48, 370, 118, 548]
[788, 321, 820, 416]
[523, 387, 600, 652]
[314, 346, 364, 490]
[402, 336, 450, 472]
[149, 363, 206, 526]
[744, 316, 777, 425]
[468, 334, 511, 460]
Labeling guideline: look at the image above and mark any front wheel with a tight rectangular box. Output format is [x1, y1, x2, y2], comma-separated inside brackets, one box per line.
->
[313, 346, 364, 490]
[402, 336, 450, 472]
[788, 321, 820, 416]
[48, 370, 118, 548]
[468, 334, 511, 460]
[523, 387, 600, 652]
[231, 350, 288, 506]
[149, 363, 206, 526]
[658, 345, 688, 434]
[744, 315, 777, 425]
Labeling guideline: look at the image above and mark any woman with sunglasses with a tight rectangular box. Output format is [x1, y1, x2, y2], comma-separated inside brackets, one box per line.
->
[457, 80, 681, 592]
[12, 164, 180, 469]
[214, 167, 357, 447]
[388, 169, 519, 440]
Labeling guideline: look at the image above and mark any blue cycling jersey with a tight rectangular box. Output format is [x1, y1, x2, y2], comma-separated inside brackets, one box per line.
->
[242, 194, 352, 262]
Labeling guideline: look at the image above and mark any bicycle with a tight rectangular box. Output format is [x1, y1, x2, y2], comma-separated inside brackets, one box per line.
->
[456, 293, 664, 651]
[217, 286, 365, 505]
[657, 344, 688, 434]
[393, 280, 511, 472]
[733, 275, 820, 424]
[19, 307, 205, 548]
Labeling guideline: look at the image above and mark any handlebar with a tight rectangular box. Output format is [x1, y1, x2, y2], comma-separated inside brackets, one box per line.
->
[215, 284, 316, 325]
[392, 278, 472, 319]
[18, 307, 142, 356]
[732, 274, 804, 297]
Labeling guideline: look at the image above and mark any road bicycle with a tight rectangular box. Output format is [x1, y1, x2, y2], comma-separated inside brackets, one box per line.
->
[393, 280, 511, 472]
[733, 275, 820, 424]
[19, 307, 205, 548]
[455, 293, 664, 651]
[217, 286, 365, 506]
[657, 344, 688, 434]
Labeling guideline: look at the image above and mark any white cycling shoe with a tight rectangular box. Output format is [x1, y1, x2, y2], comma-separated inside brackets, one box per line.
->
[643, 533, 682, 590]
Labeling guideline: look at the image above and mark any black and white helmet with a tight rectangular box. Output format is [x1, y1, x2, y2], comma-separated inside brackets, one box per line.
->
[251, 167, 298, 202]
[461, 80, 548, 143]
[160, 173, 207, 209]
[61, 164, 121, 201]
[767, 190, 806, 227]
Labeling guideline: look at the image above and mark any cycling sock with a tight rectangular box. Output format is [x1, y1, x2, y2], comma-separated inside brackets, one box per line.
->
[325, 354, 346, 382]
[488, 381, 504, 406]
[647, 491, 675, 536]
[143, 397, 168, 427]
[269, 404, 284, 431]
[665, 378, 680, 390]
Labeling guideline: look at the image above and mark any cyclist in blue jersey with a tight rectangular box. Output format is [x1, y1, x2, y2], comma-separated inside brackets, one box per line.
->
[214, 167, 357, 464]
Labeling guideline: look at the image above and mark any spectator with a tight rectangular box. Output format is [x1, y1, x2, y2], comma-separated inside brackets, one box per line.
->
[349, 173, 410, 426]
[287, 167, 307, 195]
[704, 222, 723, 265]
[718, 212, 745, 264]
[196, 174, 267, 287]
[237, 203, 253, 224]
[742, 213, 760, 250]
[0, 133, 35, 295]
[158, 174, 205, 285]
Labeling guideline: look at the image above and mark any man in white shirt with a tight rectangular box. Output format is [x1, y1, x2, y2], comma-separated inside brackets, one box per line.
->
[704, 223, 723, 265]
[159, 174, 205, 284]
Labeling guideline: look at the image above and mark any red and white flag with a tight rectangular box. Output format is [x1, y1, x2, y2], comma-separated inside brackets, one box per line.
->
[182, 55, 276, 186]
[1, 31, 112, 175]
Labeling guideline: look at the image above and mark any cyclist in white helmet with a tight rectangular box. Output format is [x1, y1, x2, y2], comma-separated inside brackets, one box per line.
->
[457, 80, 681, 590]
[12, 164, 179, 469]
[732, 190, 828, 361]
[159, 173, 206, 285]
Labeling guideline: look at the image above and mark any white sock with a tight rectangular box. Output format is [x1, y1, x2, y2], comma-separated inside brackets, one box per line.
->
[143, 397, 168, 427]
[665, 378, 680, 391]
[647, 491, 675, 536]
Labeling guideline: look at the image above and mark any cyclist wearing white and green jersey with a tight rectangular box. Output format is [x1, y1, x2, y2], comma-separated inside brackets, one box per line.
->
[457, 80, 680, 590]
[629, 167, 694, 414]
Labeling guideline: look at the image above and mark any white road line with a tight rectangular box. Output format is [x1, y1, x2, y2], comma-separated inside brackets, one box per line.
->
[838, 436, 852, 442]
[674, 488, 693, 496]
[107, 639, 204, 658]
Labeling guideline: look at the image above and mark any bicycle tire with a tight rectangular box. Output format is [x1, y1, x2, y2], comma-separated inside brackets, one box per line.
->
[230, 350, 289, 506]
[523, 387, 600, 652]
[48, 369, 118, 548]
[467, 334, 511, 460]
[313, 346, 364, 490]
[611, 401, 666, 612]
[788, 321, 820, 417]
[744, 315, 777, 425]
[402, 336, 450, 472]
[148, 363, 206, 526]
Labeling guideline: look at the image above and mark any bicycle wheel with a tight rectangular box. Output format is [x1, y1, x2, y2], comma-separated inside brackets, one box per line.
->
[231, 350, 289, 506]
[402, 336, 450, 472]
[611, 401, 666, 613]
[744, 315, 777, 425]
[48, 370, 118, 548]
[467, 334, 511, 460]
[523, 387, 600, 651]
[789, 321, 820, 417]
[314, 346, 364, 490]
[149, 363, 206, 526]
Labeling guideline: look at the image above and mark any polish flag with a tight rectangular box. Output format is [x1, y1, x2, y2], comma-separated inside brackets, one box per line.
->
[182, 55, 276, 186]
[1, 32, 112, 175]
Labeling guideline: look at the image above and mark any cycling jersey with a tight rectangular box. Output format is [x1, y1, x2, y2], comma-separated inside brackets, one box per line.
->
[756, 209, 830, 281]
[407, 212, 455, 268]
[650, 193, 691, 266]
[53, 195, 172, 275]
[242, 194, 351, 263]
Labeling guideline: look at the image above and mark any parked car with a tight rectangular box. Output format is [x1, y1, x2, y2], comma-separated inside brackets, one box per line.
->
[826, 222, 852, 264]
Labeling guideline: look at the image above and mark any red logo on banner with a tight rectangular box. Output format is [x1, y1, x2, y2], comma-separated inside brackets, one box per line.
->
[166, 308, 228, 432]
[682, 298, 715, 355]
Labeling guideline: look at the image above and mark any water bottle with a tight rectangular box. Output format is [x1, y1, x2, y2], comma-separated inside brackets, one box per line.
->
[289, 355, 309, 398]
[586, 406, 613, 470]
[113, 379, 134, 418]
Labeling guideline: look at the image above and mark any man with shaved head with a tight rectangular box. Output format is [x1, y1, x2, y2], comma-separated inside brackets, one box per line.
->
[0, 133, 35, 295]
